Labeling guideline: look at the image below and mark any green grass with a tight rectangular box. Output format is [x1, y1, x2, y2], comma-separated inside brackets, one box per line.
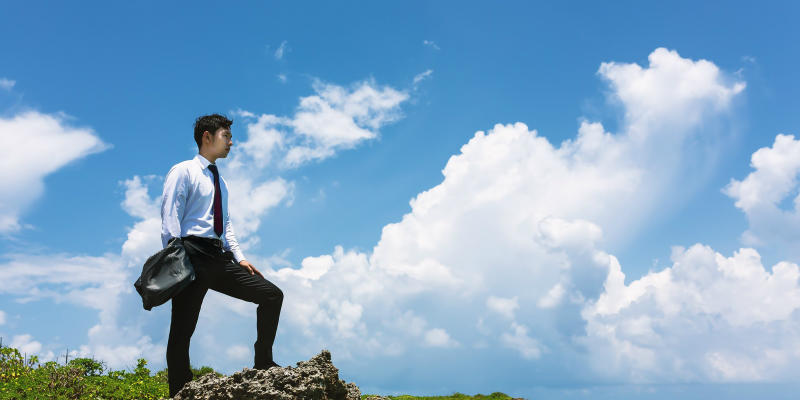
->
[0, 342, 218, 399]
[1, 341, 517, 400]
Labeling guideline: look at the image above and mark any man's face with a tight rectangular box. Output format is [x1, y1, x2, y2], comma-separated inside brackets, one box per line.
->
[203, 127, 233, 158]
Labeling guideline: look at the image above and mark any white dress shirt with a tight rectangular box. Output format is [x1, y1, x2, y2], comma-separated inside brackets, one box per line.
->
[161, 153, 246, 263]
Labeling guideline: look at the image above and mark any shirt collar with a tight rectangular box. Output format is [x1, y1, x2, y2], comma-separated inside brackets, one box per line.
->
[194, 154, 214, 170]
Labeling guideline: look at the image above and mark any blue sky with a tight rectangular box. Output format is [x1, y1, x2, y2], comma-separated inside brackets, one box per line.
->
[1, 1, 800, 399]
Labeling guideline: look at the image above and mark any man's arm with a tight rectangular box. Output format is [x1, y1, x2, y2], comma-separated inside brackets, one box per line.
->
[223, 208, 246, 264]
[220, 178, 261, 277]
[161, 165, 188, 248]
[224, 216, 262, 277]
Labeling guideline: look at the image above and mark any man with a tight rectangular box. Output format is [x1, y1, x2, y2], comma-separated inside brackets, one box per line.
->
[161, 113, 284, 397]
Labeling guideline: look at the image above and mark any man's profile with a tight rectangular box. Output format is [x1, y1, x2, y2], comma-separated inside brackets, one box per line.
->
[161, 113, 284, 397]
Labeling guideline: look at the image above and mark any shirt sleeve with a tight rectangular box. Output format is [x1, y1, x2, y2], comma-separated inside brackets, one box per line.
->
[220, 176, 246, 263]
[223, 209, 246, 263]
[161, 165, 188, 248]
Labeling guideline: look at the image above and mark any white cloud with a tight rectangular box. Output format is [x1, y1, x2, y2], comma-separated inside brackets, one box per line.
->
[230, 113, 287, 170]
[223, 176, 294, 239]
[724, 133, 800, 253]
[424, 328, 458, 348]
[288, 80, 407, 161]
[413, 69, 433, 86]
[258, 49, 796, 388]
[599, 48, 745, 134]
[235, 79, 409, 168]
[0, 111, 111, 234]
[423, 40, 440, 50]
[486, 296, 519, 319]
[277, 73, 287, 83]
[0, 251, 126, 308]
[226, 344, 250, 361]
[234, 109, 256, 119]
[0, 78, 15, 90]
[274, 253, 333, 282]
[10, 334, 42, 356]
[0, 310, 5, 325]
[582, 244, 800, 382]
[274, 40, 289, 60]
[119, 175, 163, 266]
[253, 48, 752, 385]
[500, 322, 542, 359]
[537, 283, 565, 309]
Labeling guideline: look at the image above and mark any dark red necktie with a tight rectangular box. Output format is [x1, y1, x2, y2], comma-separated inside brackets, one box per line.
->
[207, 164, 224, 237]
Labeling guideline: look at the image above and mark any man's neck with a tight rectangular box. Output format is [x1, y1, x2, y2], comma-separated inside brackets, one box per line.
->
[199, 150, 217, 164]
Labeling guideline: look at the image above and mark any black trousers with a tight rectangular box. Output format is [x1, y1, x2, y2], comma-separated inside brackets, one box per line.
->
[166, 235, 283, 397]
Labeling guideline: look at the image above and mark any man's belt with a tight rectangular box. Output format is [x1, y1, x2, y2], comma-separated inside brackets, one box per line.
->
[183, 235, 223, 249]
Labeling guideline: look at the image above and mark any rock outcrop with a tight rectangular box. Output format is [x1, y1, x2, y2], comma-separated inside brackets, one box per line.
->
[174, 350, 360, 400]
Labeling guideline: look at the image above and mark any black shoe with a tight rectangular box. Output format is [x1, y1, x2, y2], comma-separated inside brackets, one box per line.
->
[255, 361, 281, 370]
[267, 361, 281, 369]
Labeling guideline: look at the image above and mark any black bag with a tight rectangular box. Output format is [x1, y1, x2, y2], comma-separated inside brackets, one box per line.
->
[134, 237, 196, 311]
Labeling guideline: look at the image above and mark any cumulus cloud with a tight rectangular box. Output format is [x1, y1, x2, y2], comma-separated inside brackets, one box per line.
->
[486, 296, 519, 319]
[251, 48, 759, 388]
[536, 284, 565, 309]
[599, 48, 745, 135]
[10, 334, 42, 356]
[234, 79, 408, 168]
[500, 322, 542, 360]
[0, 111, 111, 234]
[724, 133, 800, 254]
[223, 176, 294, 240]
[424, 328, 458, 348]
[582, 244, 800, 382]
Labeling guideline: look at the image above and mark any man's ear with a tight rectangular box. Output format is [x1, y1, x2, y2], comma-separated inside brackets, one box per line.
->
[203, 130, 212, 144]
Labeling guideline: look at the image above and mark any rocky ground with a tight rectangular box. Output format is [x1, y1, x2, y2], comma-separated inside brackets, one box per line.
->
[173, 350, 360, 400]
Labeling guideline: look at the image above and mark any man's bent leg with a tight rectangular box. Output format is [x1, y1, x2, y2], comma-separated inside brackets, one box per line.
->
[205, 250, 283, 369]
[166, 279, 208, 397]
[254, 289, 283, 368]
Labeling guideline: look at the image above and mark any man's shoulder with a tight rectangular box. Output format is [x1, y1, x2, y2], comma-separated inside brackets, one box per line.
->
[167, 159, 199, 175]
[164, 160, 201, 188]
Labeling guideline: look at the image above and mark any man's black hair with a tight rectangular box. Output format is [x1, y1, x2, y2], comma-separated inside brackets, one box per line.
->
[194, 114, 233, 151]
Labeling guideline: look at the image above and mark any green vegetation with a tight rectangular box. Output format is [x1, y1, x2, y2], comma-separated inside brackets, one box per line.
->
[0, 341, 219, 399]
[1, 341, 516, 400]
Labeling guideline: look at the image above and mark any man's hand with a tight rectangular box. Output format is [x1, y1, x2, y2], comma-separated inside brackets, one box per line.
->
[238, 260, 264, 278]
